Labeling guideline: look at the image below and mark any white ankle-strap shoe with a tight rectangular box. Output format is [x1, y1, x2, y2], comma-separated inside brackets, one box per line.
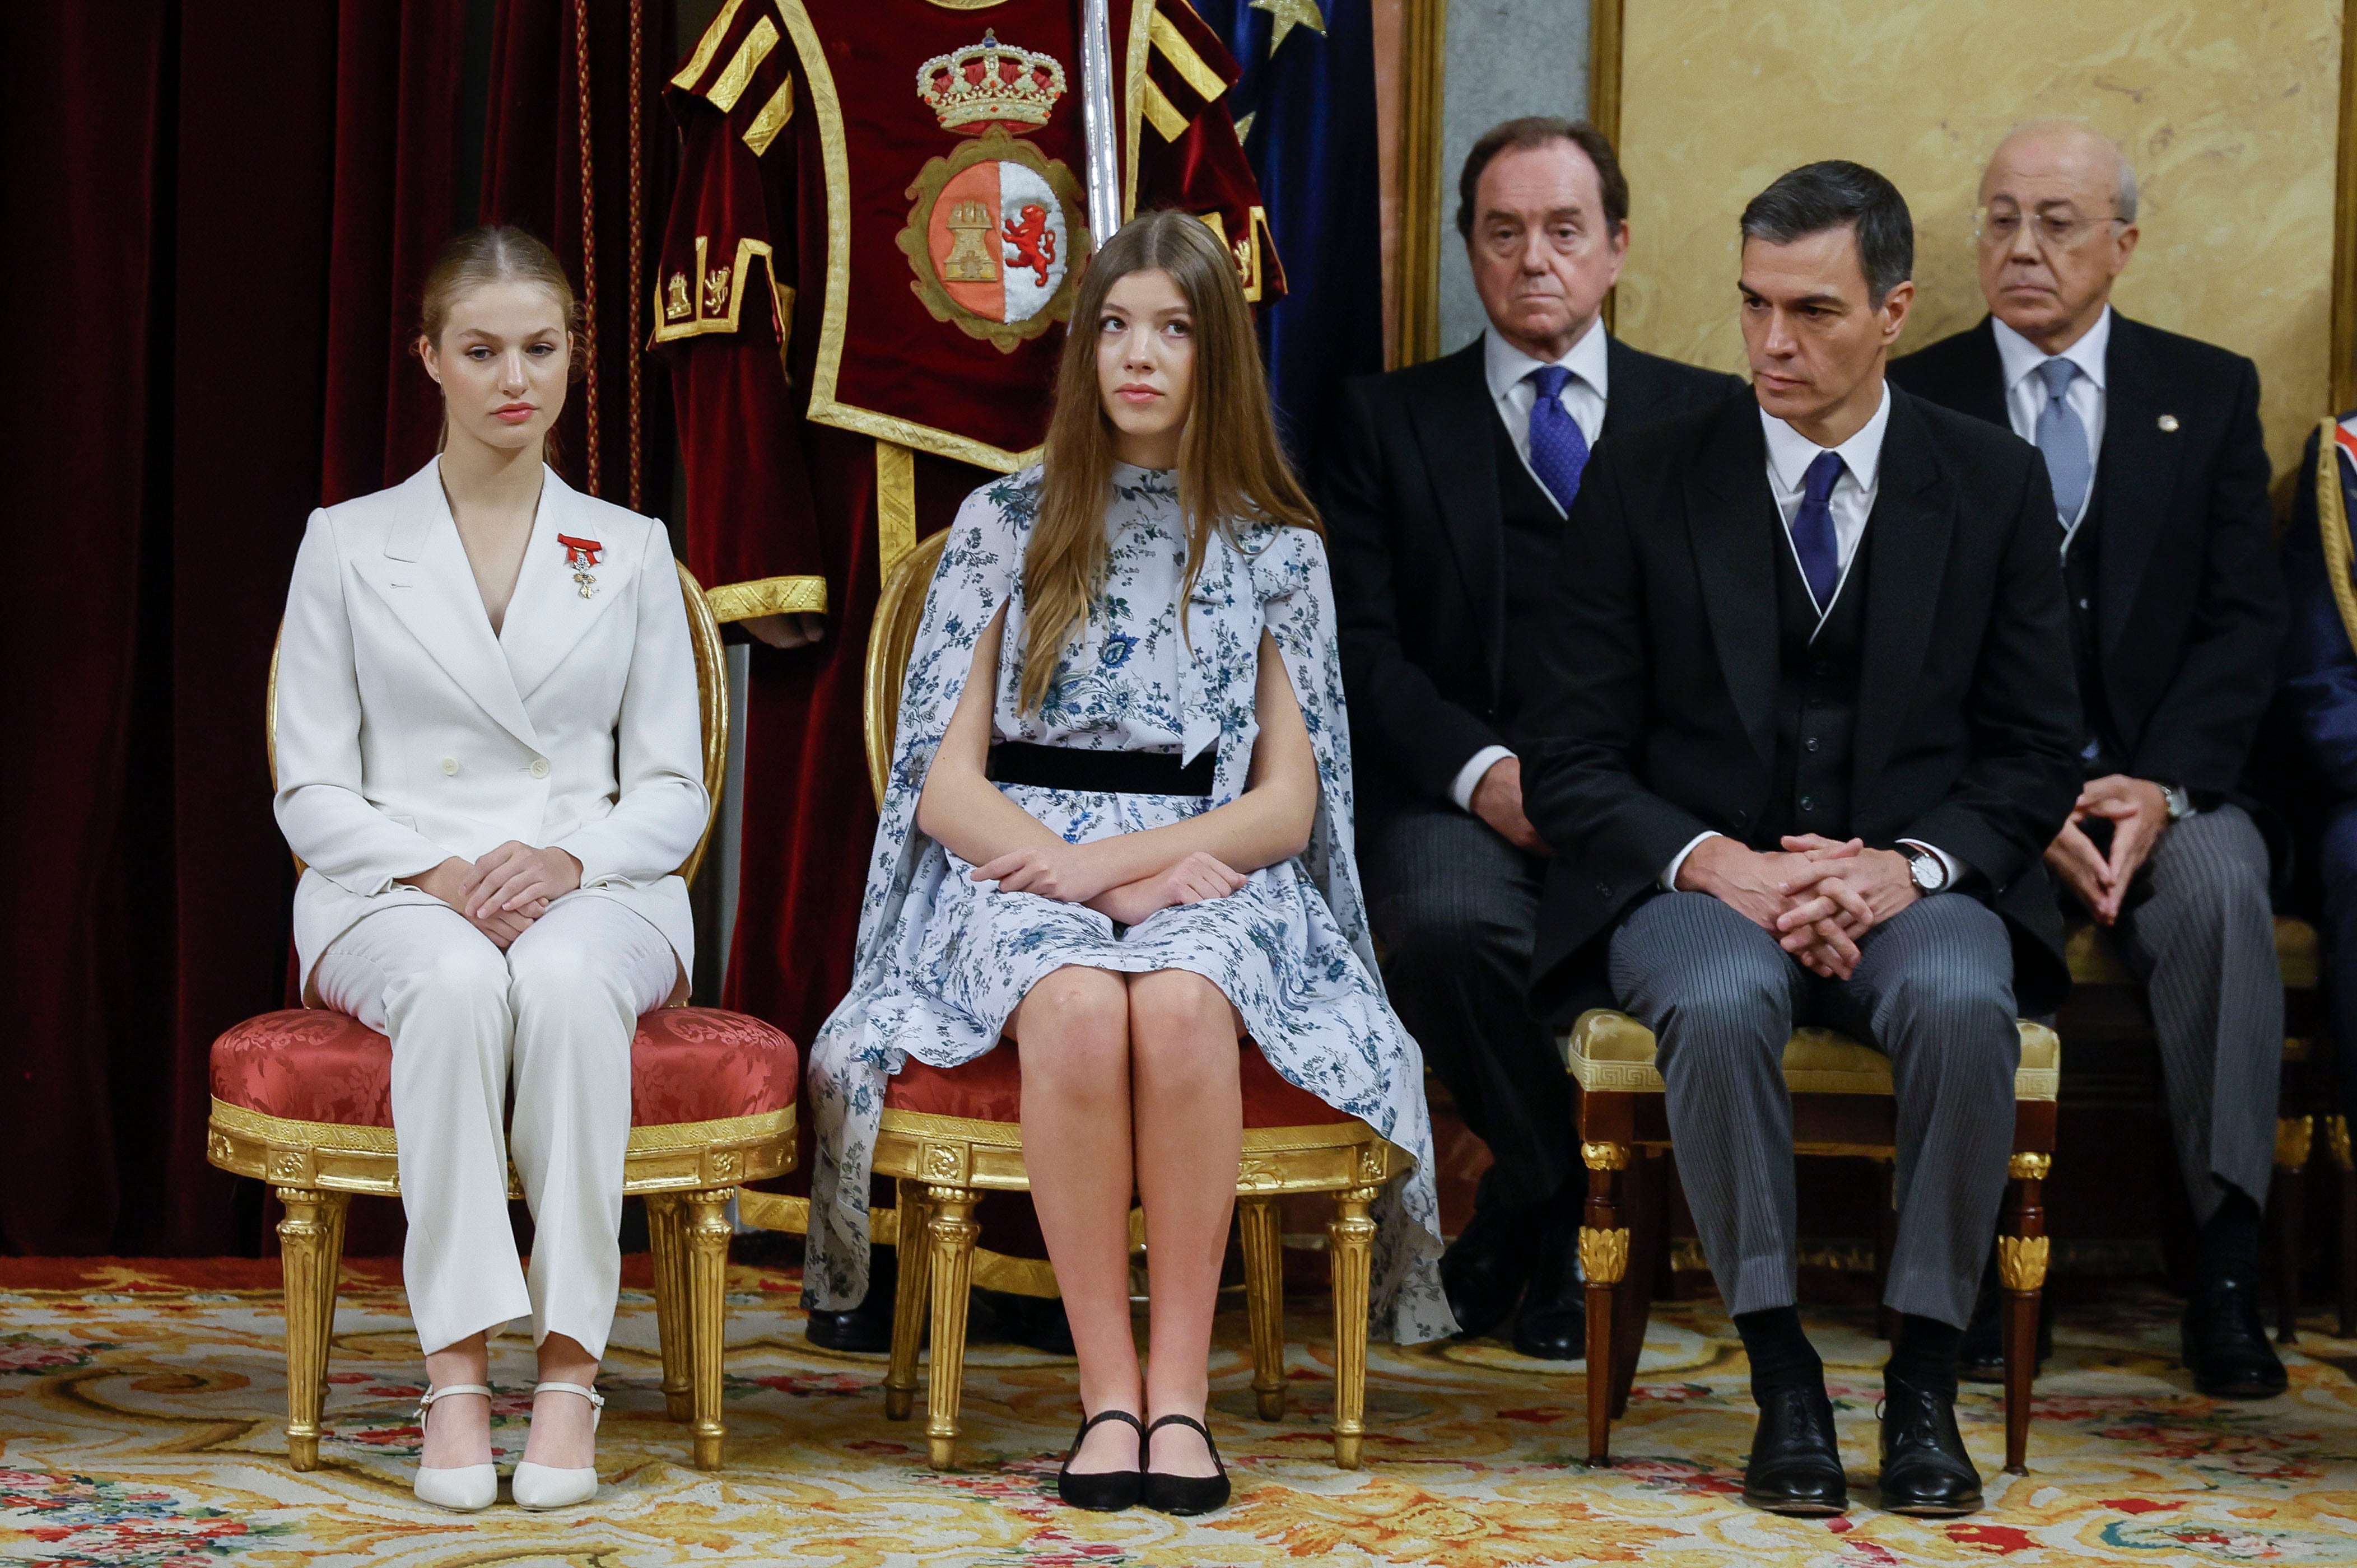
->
[511, 1381, 604, 1510]
[412, 1384, 498, 1512]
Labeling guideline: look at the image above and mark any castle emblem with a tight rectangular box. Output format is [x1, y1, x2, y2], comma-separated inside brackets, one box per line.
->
[898, 32, 1089, 353]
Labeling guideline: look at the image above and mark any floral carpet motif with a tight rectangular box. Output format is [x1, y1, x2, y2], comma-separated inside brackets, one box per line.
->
[0, 1256, 2353, 1566]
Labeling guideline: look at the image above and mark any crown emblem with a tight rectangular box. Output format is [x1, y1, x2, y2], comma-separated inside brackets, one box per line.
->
[916, 31, 1067, 134]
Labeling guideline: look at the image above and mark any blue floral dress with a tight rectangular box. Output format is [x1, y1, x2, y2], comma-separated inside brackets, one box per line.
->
[805, 464, 1453, 1344]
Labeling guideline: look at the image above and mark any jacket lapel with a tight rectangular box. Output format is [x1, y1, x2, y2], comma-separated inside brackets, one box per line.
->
[1687, 400, 1780, 764]
[2090, 315, 2179, 656]
[1403, 342, 1508, 684]
[1851, 390, 1953, 796]
[1598, 334, 1666, 438]
[356, 460, 540, 750]
[499, 468, 636, 701]
[1948, 318, 2013, 429]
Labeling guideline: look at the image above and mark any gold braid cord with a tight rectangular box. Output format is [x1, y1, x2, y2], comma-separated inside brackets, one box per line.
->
[626, 0, 645, 511]
[2317, 417, 2357, 654]
[574, 0, 602, 496]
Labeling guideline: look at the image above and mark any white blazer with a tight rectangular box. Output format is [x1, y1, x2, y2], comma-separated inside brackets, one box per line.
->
[274, 458, 709, 998]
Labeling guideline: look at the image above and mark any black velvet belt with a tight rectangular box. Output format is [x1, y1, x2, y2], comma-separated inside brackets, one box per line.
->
[987, 740, 1215, 797]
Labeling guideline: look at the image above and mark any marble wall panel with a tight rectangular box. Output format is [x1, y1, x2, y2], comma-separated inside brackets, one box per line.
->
[1615, 0, 2340, 476]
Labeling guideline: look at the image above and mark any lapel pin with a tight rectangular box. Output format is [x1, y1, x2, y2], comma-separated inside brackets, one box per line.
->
[2157, 414, 2180, 432]
[558, 534, 604, 599]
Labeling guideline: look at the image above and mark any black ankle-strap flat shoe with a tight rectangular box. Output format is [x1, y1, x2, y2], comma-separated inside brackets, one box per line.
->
[1142, 1413, 1231, 1515]
[1057, 1410, 1144, 1511]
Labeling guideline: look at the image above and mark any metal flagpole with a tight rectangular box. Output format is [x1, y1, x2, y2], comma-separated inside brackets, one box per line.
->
[1077, 0, 1121, 250]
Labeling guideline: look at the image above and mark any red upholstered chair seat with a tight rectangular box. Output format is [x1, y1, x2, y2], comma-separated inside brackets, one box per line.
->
[886, 1038, 1347, 1128]
[211, 1006, 797, 1128]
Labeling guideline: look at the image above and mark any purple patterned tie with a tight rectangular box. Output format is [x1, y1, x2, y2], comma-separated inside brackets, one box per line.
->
[1525, 365, 1591, 512]
[1791, 449, 1845, 612]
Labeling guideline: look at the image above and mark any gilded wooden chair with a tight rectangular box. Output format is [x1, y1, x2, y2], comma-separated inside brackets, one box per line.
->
[1566, 1010, 2060, 1475]
[857, 528, 1412, 1469]
[206, 561, 798, 1472]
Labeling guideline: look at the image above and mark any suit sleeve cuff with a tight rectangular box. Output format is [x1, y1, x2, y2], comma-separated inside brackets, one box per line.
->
[1448, 745, 1516, 814]
[1662, 830, 1721, 891]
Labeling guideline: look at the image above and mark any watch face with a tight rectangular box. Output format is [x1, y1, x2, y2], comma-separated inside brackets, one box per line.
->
[1912, 852, 1945, 892]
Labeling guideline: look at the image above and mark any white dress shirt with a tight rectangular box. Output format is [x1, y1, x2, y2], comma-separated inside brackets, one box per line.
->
[1992, 305, 2109, 537]
[1450, 318, 1613, 815]
[1661, 383, 1958, 892]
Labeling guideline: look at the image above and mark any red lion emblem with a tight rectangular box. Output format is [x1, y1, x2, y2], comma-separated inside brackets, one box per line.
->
[1002, 204, 1057, 288]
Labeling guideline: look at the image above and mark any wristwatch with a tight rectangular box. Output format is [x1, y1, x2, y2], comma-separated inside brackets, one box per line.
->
[1903, 846, 1950, 894]
[2162, 783, 2196, 822]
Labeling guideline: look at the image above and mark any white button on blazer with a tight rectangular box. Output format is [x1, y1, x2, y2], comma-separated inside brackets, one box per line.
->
[273, 457, 709, 1000]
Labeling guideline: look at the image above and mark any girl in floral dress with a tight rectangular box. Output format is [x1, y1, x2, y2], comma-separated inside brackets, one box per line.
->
[807, 211, 1451, 1515]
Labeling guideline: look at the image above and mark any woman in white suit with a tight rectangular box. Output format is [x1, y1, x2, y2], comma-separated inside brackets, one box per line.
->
[273, 226, 707, 1511]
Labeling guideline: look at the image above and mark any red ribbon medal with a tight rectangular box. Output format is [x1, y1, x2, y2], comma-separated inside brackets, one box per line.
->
[557, 534, 604, 598]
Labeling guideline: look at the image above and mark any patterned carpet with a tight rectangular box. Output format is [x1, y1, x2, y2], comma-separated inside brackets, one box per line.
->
[3, 1255, 2354, 1567]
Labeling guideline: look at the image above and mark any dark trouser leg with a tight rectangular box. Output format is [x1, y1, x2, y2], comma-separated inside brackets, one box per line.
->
[1819, 894, 2020, 1331]
[2319, 802, 2357, 1130]
[1364, 806, 1565, 1207]
[2111, 804, 2282, 1223]
[1610, 892, 1804, 1317]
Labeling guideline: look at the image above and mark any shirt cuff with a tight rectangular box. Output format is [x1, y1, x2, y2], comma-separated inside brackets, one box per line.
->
[1662, 830, 1722, 890]
[1896, 839, 1962, 888]
[1448, 745, 1517, 814]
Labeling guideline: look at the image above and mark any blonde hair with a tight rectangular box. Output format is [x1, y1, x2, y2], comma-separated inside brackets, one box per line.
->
[413, 225, 580, 461]
[1019, 209, 1319, 715]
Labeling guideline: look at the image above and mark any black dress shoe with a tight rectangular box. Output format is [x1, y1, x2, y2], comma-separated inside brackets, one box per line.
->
[2182, 1277, 2289, 1399]
[1510, 1208, 1586, 1361]
[1742, 1385, 1848, 1515]
[1141, 1413, 1230, 1515]
[1058, 1409, 1144, 1512]
[1441, 1191, 1536, 1340]
[1878, 1381, 1983, 1515]
[804, 1247, 897, 1352]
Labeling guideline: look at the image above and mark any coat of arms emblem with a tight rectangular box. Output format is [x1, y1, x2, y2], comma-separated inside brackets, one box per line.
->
[899, 31, 1092, 352]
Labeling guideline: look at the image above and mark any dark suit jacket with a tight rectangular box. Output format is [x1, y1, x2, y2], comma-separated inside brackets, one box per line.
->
[1321, 335, 1740, 827]
[2281, 420, 2357, 796]
[1521, 385, 2084, 1014]
[1889, 314, 2283, 798]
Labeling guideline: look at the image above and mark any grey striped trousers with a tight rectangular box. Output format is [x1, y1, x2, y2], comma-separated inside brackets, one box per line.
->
[2079, 803, 2280, 1221]
[1611, 890, 2020, 1327]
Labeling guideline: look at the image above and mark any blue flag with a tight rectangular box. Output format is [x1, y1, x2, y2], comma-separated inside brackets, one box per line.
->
[1190, 0, 1385, 475]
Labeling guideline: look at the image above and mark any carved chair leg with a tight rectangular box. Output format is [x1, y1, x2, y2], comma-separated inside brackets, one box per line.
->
[2273, 1115, 2313, 1345]
[1609, 1149, 1665, 1419]
[681, 1188, 734, 1470]
[645, 1193, 692, 1422]
[1581, 1142, 1629, 1467]
[1999, 1154, 2049, 1475]
[884, 1178, 933, 1422]
[1239, 1194, 1287, 1421]
[2330, 1116, 2356, 1338]
[1326, 1183, 1380, 1469]
[923, 1184, 981, 1469]
[276, 1187, 348, 1472]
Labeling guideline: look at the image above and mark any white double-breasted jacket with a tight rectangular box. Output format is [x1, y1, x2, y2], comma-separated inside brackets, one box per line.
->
[274, 458, 708, 998]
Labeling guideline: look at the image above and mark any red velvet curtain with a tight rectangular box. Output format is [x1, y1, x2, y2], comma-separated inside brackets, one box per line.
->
[0, 1, 468, 1256]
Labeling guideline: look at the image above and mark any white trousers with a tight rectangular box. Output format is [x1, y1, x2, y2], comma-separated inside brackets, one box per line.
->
[314, 894, 677, 1360]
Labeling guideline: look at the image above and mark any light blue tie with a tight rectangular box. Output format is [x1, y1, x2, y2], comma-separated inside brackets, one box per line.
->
[2035, 358, 2092, 529]
[1524, 365, 1591, 513]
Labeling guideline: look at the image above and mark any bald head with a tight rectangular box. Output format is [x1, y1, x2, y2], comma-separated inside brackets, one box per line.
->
[1974, 119, 2139, 353]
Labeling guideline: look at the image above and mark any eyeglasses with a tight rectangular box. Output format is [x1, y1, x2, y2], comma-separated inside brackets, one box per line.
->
[1976, 207, 2127, 250]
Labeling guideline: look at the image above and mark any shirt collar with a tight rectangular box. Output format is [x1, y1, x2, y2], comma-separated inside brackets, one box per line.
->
[1760, 380, 1892, 495]
[1991, 303, 2111, 394]
[1483, 314, 1611, 403]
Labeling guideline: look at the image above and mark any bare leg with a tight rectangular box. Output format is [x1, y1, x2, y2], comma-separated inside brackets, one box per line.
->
[1130, 969, 1243, 1480]
[420, 1333, 492, 1468]
[521, 1333, 600, 1469]
[1016, 965, 1140, 1474]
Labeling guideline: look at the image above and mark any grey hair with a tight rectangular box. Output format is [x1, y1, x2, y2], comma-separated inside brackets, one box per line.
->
[1740, 160, 1914, 308]
[2114, 153, 2139, 225]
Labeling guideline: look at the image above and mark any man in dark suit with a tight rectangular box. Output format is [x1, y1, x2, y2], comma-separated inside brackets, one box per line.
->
[1320, 117, 1735, 1360]
[1891, 121, 2287, 1399]
[1525, 162, 2081, 1516]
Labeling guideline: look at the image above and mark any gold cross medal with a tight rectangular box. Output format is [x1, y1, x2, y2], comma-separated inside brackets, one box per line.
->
[558, 534, 604, 598]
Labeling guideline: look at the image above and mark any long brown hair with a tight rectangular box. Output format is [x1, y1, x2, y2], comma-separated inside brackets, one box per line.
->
[1018, 209, 1319, 715]
[414, 225, 581, 468]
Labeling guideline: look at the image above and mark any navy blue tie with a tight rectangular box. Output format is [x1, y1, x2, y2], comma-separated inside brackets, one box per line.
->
[1791, 449, 1845, 612]
[1525, 365, 1591, 512]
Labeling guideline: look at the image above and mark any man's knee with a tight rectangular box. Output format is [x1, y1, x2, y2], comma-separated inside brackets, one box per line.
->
[1372, 880, 1532, 982]
[2151, 810, 2272, 935]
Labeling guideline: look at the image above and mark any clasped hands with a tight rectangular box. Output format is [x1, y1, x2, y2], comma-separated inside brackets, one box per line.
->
[971, 839, 1245, 926]
[1676, 833, 1921, 981]
[407, 842, 584, 949]
[2044, 774, 2170, 926]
